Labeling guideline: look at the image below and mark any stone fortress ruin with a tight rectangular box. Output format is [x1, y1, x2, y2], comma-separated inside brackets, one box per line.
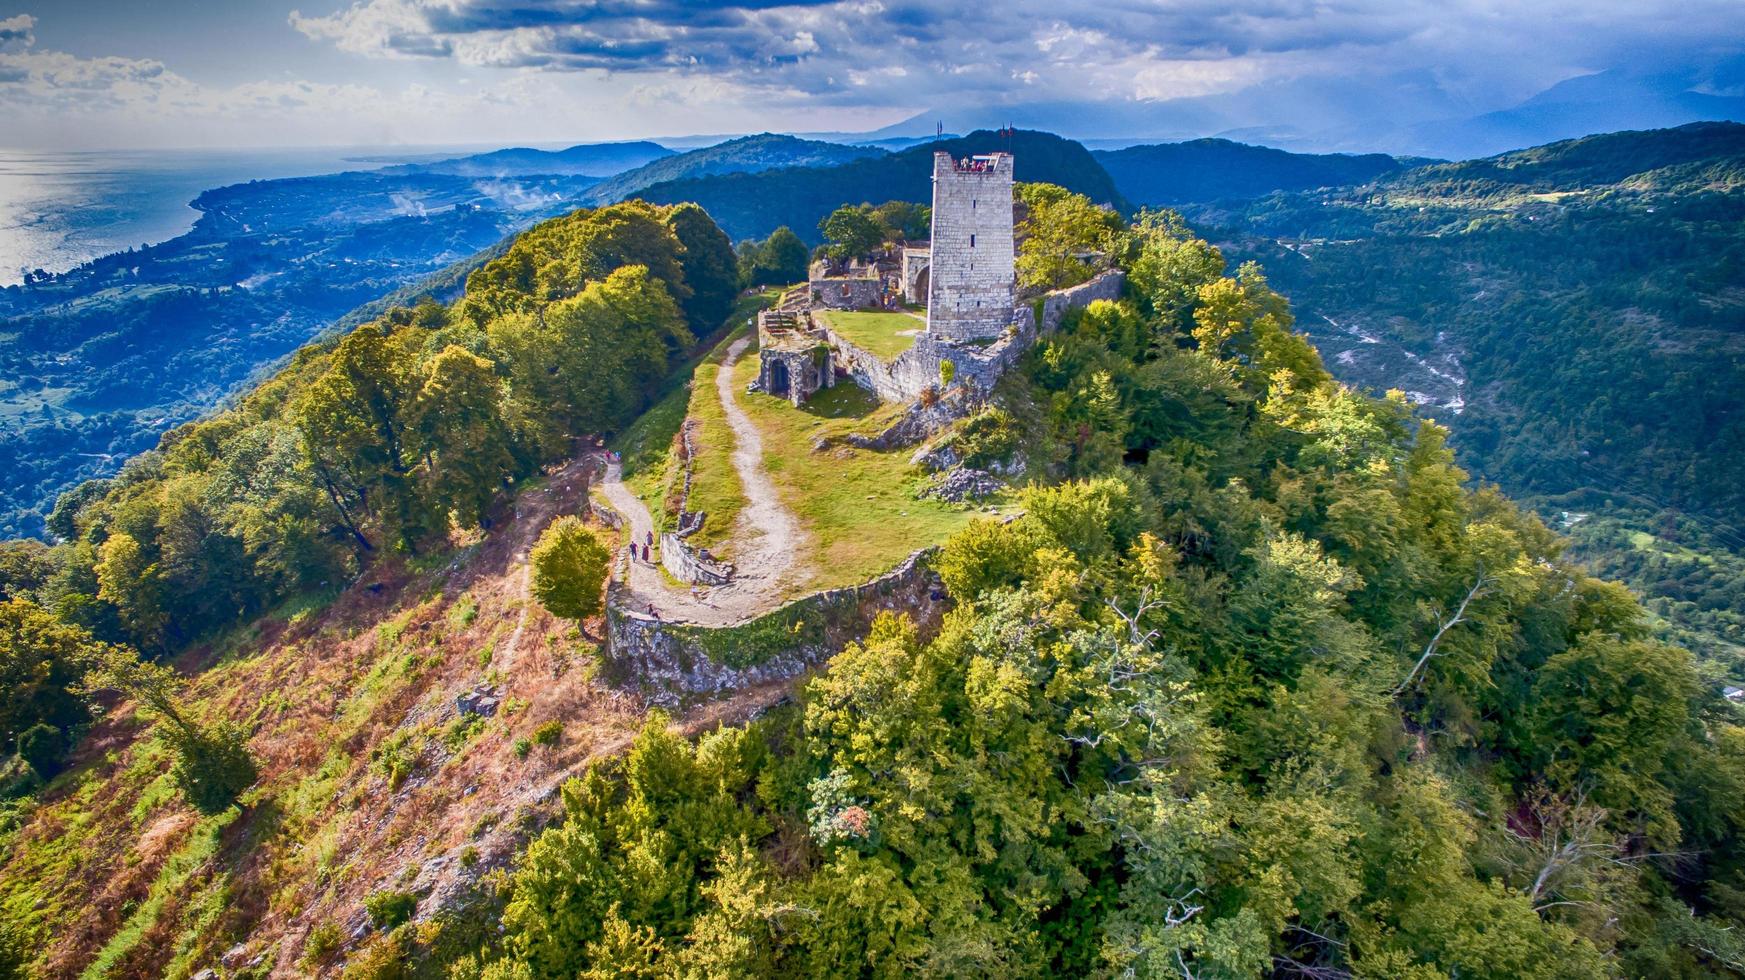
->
[923, 151, 1017, 341]
[753, 150, 1124, 407]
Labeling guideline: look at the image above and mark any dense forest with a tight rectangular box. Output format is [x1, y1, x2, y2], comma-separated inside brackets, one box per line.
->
[1185, 122, 1745, 661]
[1, 129, 1743, 976]
[635, 129, 1127, 241]
[417, 209, 1741, 978]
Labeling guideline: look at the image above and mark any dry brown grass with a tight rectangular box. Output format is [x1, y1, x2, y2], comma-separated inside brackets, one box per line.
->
[0, 457, 800, 978]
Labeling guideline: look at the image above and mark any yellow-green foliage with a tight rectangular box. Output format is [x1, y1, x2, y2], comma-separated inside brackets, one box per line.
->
[529, 517, 611, 623]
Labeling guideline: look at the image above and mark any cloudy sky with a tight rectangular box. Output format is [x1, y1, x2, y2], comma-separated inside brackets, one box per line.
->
[2, 0, 1743, 150]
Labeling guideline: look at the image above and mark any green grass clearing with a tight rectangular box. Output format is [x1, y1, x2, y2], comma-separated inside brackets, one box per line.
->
[612, 291, 773, 542]
[731, 355, 999, 590]
[813, 309, 924, 360]
[676, 356, 747, 558]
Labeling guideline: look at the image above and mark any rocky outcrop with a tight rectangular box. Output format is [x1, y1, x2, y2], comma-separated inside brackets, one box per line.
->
[603, 548, 946, 704]
[922, 468, 1003, 502]
[844, 387, 976, 452]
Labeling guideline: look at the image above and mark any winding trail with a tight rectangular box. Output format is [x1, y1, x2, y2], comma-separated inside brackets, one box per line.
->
[480, 457, 593, 672]
[595, 335, 807, 625]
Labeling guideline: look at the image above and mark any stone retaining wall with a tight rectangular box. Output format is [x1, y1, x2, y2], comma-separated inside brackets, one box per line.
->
[659, 531, 734, 586]
[825, 269, 1127, 404]
[603, 548, 945, 704]
[1020, 268, 1127, 336]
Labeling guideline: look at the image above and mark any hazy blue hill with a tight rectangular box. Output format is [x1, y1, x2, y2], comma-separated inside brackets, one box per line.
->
[585, 133, 886, 205]
[1093, 138, 1411, 205]
[634, 129, 1126, 241]
[0, 169, 604, 538]
[1401, 70, 1745, 160]
[382, 140, 673, 177]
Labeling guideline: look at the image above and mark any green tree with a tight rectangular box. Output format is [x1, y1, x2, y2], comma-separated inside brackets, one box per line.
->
[291, 322, 428, 551]
[818, 205, 885, 261]
[1527, 636, 1697, 845]
[0, 540, 52, 601]
[663, 202, 739, 334]
[0, 598, 106, 776]
[530, 517, 612, 623]
[94, 531, 168, 651]
[411, 345, 517, 529]
[741, 227, 809, 287]
[870, 200, 930, 241]
[1015, 182, 1126, 292]
[80, 647, 257, 814]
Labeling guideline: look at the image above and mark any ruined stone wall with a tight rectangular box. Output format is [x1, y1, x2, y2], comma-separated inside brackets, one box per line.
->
[825, 268, 1127, 405]
[603, 548, 946, 703]
[756, 344, 833, 407]
[901, 246, 931, 305]
[659, 532, 733, 586]
[926, 152, 1016, 342]
[810, 275, 886, 311]
[1025, 268, 1127, 335]
[823, 326, 942, 404]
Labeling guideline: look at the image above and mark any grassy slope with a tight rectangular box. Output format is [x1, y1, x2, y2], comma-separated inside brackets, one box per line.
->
[612, 292, 774, 556]
[730, 355, 994, 590]
[0, 465, 652, 978]
[674, 355, 747, 558]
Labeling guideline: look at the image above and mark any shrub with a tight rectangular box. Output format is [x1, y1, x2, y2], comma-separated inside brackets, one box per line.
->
[513, 738, 532, 759]
[531, 720, 563, 747]
[16, 723, 63, 779]
[371, 731, 417, 790]
[341, 928, 411, 980]
[955, 407, 1022, 468]
[364, 889, 418, 931]
[302, 921, 343, 969]
[529, 517, 612, 623]
[165, 720, 258, 815]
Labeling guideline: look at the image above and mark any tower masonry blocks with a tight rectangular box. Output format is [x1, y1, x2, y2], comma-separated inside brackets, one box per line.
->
[926, 151, 1016, 342]
[754, 148, 1123, 410]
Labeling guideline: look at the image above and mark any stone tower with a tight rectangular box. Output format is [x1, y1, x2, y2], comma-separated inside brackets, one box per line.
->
[926, 151, 1015, 341]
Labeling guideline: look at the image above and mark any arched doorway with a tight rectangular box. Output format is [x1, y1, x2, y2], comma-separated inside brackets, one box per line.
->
[768, 359, 790, 397]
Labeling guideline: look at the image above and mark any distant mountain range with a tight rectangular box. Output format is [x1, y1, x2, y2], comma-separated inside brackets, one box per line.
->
[1094, 139, 1416, 206]
[584, 134, 884, 206]
[633, 129, 1125, 241]
[858, 65, 1745, 160]
[383, 140, 673, 178]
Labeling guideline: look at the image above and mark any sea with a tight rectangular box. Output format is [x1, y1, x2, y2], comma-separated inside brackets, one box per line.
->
[0, 145, 471, 287]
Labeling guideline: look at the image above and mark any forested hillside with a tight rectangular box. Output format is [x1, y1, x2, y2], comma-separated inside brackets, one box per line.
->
[635, 129, 1127, 241]
[0, 168, 613, 540]
[0, 199, 748, 976]
[411, 211, 1741, 977]
[1095, 137, 1412, 205]
[1182, 122, 1745, 662]
[584, 134, 886, 207]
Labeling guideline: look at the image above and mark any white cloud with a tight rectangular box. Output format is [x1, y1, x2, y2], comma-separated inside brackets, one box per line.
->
[3, 0, 1743, 148]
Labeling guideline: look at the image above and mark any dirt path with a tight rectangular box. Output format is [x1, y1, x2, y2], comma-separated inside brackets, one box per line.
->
[595, 335, 807, 625]
[485, 457, 594, 672]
